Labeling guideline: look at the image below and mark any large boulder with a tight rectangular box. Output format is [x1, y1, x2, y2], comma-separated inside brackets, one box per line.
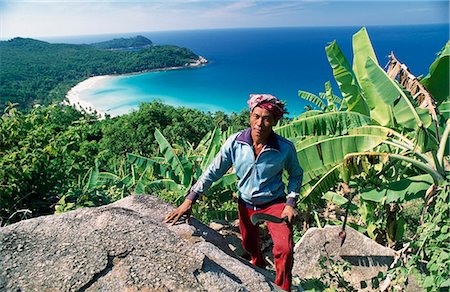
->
[0, 195, 277, 291]
[292, 225, 395, 290]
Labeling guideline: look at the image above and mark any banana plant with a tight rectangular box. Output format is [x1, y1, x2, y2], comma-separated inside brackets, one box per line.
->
[127, 127, 237, 198]
[282, 27, 449, 244]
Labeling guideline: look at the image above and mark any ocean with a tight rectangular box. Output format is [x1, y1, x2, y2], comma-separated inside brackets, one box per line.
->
[47, 24, 449, 117]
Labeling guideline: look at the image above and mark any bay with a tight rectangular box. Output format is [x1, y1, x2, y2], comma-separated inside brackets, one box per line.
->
[52, 24, 449, 117]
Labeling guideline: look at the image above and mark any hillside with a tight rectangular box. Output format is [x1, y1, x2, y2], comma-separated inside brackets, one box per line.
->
[89, 35, 153, 50]
[0, 37, 200, 111]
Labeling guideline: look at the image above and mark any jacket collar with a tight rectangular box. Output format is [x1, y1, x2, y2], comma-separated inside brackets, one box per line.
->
[236, 128, 280, 151]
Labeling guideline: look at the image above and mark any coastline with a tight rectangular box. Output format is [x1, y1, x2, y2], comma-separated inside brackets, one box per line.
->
[65, 75, 111, 119]
[64, 56, 208, 119]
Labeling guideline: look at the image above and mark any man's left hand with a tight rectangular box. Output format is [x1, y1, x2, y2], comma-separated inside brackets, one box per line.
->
[281, 205, 297, 224]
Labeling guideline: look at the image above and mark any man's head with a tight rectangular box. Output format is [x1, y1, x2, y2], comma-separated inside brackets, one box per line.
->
[247, 94, 287, 143]
[247, 94, 287, 121]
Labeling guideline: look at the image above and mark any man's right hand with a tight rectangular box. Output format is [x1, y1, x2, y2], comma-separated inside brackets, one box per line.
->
[163, 198, 193, 225]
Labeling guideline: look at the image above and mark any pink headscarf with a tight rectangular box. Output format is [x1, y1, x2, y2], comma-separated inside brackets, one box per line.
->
[247, 94, 287, 121]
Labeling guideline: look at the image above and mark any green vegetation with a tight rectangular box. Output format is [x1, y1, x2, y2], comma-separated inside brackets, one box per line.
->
[283, 28, 449, 291]
[0, 100, 249, 225]
[0, 28, 448, 291]
[89, 35, 153, 50]
[0, 37, 199, 111]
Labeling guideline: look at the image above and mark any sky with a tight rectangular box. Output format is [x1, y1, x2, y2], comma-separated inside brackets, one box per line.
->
[0, 0, 449, 39]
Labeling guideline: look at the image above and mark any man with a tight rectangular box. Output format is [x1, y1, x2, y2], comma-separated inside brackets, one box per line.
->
[164, 94, 303, 291]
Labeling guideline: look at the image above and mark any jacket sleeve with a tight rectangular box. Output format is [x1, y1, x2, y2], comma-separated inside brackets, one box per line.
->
[186, 134, 236, 202]
[285, 144, 303, 207]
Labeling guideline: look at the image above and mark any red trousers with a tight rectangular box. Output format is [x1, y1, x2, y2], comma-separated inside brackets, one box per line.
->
[238, 202, 294, 291]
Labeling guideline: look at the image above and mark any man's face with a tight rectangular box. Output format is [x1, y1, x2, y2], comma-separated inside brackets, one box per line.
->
[250, 106, 276, 142]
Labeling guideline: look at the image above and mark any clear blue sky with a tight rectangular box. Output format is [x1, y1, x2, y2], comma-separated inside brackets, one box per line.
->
[0, 0, 448, 39]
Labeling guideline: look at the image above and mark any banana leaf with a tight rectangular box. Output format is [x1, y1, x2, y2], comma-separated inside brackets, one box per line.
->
[326, 40, 370, 115]
[117, 173, 135, 189]
[134, 170, 153, 194]
[85, 160, 99, 190]
[297, 110, 323, 119]
[300, 164, 342, 201]
[421, 41, 450, 106]
[201, 127, 222, 171]
[195, 130, 213, 153]
[96, 172, 119, 184]
[324, 81, 342, 105]
[146, 179, 185, 193]
[294, 136, 332, 150]
[361, 57, 423, 129]
[154, 128, 193, 188]
[210, 172, 237, 190]
[298, 133, 389, 186]
[437, 119, 450, 162]
[438, 100, 450, 122]
[360, 174, 433, 203]
[275, 111, 372, 139]
[322, 191, 358, 210]
[127, 153, 165, 170]
[298, 90, 326, 110]
[352, 27, 378, 83]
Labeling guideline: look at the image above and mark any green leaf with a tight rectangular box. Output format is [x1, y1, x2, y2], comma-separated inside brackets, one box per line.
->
[437, 119, 450, 164]
[360, 189, 386, 203]
[352, 27, 378, 83]
[275, 111, 373, 140]
[211, 173, 237, 190]
[438, 100, 450, 121]
[127, 153, 164, 170]
[201, 128, 222, 171]
[395, 216, 406, 241]
[146, 179, 185, 193]
[422, 275, 434, 288]
[325, 40, 369, 115]
[298, 90, 326, 110]
[85, 162, 100, 190]
[322, 191, 358, 210]
[421, 41, 450, 106]
[362, 57, 423, 129]
[440, 278, 450, 287]
[134, 170, 153, 194]
[367, 223, 377, 240]
[297, 110, 323, 119]
[154, 128, 193, 188]
[297, 133, 388, 186]
[300, 164, 341, 202]
[361, 174, 433, 203]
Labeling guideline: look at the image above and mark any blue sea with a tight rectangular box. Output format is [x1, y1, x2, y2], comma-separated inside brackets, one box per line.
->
[47, 24, 449, 117]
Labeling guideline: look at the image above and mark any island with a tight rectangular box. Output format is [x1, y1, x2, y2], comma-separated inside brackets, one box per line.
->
[89, 35, 153, 50]
[0, 36, 207, 111]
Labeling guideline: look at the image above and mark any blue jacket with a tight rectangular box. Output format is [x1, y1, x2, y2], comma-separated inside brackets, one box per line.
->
[187, 128, 303, 207]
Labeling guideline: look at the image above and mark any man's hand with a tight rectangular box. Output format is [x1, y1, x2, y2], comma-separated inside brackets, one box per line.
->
[281, 205, 297, 224]
[163, 198, 193, 225]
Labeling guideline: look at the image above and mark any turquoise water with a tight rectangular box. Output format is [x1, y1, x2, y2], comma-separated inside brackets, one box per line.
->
[69, 25, 449, 117]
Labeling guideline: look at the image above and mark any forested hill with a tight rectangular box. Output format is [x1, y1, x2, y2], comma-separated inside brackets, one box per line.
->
[0, 37, 199, 111]
[89, 35, 153, 50]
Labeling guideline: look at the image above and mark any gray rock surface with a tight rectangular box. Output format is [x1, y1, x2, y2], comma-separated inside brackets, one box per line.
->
[0, 195, 277, 291]
[292, 225, 395, 290]
[1, 195, 409, 291]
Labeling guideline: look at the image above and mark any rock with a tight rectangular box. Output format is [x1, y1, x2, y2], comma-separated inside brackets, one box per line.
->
[292, 225, 395, 290]
[0, 195, 277, 291]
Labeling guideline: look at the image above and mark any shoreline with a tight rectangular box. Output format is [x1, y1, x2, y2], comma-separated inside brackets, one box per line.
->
[65, 56, 208, 119]
[64, 75, 111, 118]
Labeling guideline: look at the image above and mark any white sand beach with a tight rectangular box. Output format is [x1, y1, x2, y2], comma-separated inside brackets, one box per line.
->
[65, 75, 112, 119]
[64, 56, 208, 119]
